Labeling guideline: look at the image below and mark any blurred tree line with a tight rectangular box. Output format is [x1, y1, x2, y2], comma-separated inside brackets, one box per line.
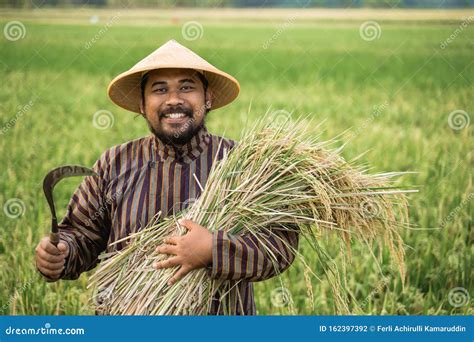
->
[1, 0, 472, 8]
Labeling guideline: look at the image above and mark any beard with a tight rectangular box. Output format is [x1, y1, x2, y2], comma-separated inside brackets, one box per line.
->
[147, 105, 206, 146]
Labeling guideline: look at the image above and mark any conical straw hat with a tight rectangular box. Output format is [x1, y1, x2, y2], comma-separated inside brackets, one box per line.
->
[108, 40, 240, 113]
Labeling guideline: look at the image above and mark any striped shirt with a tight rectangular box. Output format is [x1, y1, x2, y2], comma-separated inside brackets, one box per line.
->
[56, 125, 299, 315]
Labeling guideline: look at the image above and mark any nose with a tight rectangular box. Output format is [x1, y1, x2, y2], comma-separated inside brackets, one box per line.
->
[164, 89, 184, 107]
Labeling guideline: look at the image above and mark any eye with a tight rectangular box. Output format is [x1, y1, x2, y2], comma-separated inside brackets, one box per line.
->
[180, 86, 194, 91]
[152, 88, 167, 93]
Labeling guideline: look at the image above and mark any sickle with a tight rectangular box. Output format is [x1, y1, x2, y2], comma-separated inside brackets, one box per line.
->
[42, 165, 97, 246]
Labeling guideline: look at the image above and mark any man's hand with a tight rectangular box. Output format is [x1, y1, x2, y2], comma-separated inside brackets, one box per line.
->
[153, 219, 213, 286]
[35, 236, 69, 282]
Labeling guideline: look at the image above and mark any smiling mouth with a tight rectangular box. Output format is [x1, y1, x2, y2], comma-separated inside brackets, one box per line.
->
[162, 112, 189, 119]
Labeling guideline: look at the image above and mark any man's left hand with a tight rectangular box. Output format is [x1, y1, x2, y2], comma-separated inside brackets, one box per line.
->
[153, 218, 213, 286]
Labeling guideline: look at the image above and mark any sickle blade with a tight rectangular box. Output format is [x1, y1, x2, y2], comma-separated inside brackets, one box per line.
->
[43, 165, 97, 235]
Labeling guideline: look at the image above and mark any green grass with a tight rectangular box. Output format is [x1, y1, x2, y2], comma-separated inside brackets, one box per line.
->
[0, 10, 472, 315]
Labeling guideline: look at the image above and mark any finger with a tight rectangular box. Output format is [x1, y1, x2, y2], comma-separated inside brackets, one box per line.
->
[57, 241, 69, 255]
[177, 219, 200, 231]
[38, 267, 64, 279]
[37, 258, 65, 270]
[163, 236, 179, 245]
[153, 257, 180, 270]
[37, 248, 66, 263]
[37, 247, 66, 263]
[168, 266, 190, 286]
[41, 270, 63, 280]
[41, 238, 61, 256]
[155, 244, 178, 255]
[37, 264, 64, 278]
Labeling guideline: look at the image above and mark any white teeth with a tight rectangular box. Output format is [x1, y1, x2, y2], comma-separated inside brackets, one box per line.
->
[164, 113, 187, 119]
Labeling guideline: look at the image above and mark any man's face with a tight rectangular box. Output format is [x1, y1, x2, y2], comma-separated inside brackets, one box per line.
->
[141, 68, 210, 145]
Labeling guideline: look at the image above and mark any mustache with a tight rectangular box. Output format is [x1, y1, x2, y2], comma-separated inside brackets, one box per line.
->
[160, 106, 193, 118]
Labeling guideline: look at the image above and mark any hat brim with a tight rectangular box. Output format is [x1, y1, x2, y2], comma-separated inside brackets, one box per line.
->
[108, 66, 240, 114]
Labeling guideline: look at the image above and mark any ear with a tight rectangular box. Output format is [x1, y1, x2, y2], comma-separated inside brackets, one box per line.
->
[205, 89, 213, 109]
[139, 100, 146, 117]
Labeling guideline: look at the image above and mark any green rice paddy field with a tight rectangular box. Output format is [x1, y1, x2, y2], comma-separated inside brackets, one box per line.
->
[0, 8, 472, 315]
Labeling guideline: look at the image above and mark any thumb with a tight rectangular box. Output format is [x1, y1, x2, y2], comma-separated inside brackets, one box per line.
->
[178, 219, 197, 231]
[57, 241, 69, 255]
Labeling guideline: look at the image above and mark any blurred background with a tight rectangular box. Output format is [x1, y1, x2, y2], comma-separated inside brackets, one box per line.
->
[0, 0, 472, 315]
[1, 0, 473, 8]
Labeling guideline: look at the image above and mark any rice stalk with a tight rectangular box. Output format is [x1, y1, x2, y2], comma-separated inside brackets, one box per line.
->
[89, 112, 416, 315]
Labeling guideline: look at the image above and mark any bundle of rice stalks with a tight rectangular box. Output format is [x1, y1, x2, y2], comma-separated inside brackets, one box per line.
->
[88, 113, 416, 315]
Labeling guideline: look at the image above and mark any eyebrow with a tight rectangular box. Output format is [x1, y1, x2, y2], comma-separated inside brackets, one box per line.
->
[150, 78, 197, 88]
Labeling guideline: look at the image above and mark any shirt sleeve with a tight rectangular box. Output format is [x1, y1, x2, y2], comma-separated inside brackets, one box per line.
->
[57, 151, 111, 280]
[208, 226, 299, 282]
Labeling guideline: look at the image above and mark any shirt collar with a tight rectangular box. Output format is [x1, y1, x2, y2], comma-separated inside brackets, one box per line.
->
[149, 126, 211, 164]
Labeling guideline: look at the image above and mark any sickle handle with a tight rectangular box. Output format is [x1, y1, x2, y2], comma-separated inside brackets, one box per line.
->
[50, 217, 59, 246]
[50, 232, 60, 247]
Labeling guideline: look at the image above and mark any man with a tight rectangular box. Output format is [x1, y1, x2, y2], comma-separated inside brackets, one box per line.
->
[35, 40, 299, 315]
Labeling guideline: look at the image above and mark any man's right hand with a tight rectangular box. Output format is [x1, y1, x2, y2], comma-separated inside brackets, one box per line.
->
[35, 236, 69, 282]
